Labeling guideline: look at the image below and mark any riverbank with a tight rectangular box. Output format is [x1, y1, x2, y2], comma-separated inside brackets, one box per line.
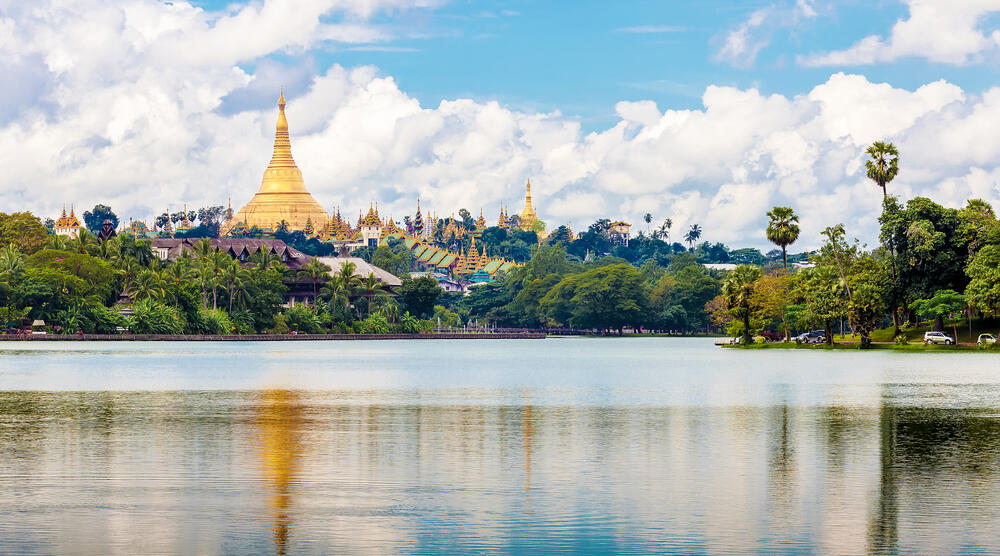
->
[0, 332, 546, 341]
[722, 341, 993, 352]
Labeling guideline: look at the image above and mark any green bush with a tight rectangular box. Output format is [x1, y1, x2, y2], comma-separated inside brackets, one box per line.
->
[284, 306, 321, 333]
[358, 313, 390, 334]
[894, 334, 909, 345]
[269, 313, 290, 334]
[199, 309, 234, 335]
[128, 299, 183, 334]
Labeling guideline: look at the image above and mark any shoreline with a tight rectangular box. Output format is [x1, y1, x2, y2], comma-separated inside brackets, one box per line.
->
[721, 342, 994, 352]
[0, 332, 547, 342]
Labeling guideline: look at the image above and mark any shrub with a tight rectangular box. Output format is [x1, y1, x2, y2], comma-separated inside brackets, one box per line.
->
[284, 306, 321, 334]
[199, 309, 234, 335]
[894, 334, 909, 345]
[269, 313, 290, 334]
[128, 298, 183, 334]
[358, 313, 390, 334]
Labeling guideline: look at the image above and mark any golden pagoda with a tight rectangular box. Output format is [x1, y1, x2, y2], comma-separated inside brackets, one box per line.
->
[224, 91, 329, 234]
[476, 208, 487, 229]
[518, 179, 539, 232]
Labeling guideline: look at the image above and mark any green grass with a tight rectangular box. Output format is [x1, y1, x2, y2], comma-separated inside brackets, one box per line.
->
[724, 341, 995, 352]
[868, 318, 1000, 343]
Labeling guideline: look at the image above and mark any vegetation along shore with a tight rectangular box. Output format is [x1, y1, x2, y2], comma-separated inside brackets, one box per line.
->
[1, 142, 998, 347]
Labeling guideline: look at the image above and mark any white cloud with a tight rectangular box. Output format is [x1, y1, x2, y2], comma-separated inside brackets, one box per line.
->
[800, 0, 1000, 66]
[714, 1, 818, 67]
[5, 0, 1000, 251]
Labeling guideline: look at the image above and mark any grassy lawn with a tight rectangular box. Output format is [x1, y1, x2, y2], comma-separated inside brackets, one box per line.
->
[867, 318, 1000, 343]
[723, 342, 992, 352]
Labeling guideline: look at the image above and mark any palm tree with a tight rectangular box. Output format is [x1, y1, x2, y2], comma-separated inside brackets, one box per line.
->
[865, 141, 899, 201]
[321, 275, 354, 317]
[249, 246, 279, 270]
[219, 260, 248, 312]
[765, 206, 801, 269]
[297, 258, 332, 305]
[684, 224, 702, 250]
[722, 265, 763, 345]
[0, 245, 25, 277]
[643, 213, 652, 234]
[162, 262, 191, 308]
[131, 270, 166, 301]
[47, 234, 69, 251]
[116, 257, 143, 299]
[359, 273, 385, 317]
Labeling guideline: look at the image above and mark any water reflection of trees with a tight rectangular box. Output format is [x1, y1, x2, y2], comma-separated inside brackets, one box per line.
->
[867, 404, 1000, 554]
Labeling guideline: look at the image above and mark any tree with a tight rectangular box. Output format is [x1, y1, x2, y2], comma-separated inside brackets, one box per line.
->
[750, 271, 794, 341]
[296, 258, 331, 303]
[541, 263, 647, 334]
[865, 141, 900, 201]
[847, 256, 888, 348]
[643, 213, 652, 234]
[684, 224, 702, 251]
[722, 265, 762, 345]
[965, 244, 1000, 317]
[765, 206, 800, 269]
[399, 276, 443, 318]
[910, 289, 966, 334]
[797, 265, 847, 345]
[82, 204, 119, 234]
[0, 212, 49, 254]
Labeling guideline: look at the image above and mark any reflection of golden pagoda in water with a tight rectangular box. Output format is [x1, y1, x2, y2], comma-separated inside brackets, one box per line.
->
[255, 389, 304, 556]
[224, 91, 330, 234]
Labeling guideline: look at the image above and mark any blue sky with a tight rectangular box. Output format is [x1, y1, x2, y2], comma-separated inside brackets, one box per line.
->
[197, 0, 999, 129]
[5, 0, 1000, 248]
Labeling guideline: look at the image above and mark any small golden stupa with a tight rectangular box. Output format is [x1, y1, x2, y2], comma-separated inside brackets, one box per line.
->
[518, 179, 539, 232]
[224, 91, 329, 234]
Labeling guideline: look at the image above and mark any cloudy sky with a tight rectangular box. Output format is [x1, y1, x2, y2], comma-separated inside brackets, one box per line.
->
[3, 0, 1000, 249]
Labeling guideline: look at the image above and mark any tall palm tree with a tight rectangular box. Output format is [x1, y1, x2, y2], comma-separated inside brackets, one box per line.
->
[131, 270, 166, 301]
[321, 275, 354, 316]
[116, 257, 143, 299]
[722, 265, 763, 345]
[765, 206, 801, 269]
[643, 213, 652, 234]
[684, 224, 702, 251]
[162, 262, 191, 308]
[865, 141, 900, 201]
[359, 273, 385, 317]
[297, 258, 332, 305]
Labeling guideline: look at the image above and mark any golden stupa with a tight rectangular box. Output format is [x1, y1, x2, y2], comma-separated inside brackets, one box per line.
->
[224, 91, 329, 234]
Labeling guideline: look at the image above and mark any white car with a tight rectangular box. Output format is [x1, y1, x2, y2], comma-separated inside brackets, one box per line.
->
[978, 333, 997, 346]
[924, 331, 955, 345]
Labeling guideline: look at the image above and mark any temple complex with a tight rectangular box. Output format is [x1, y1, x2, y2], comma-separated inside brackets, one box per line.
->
[53, 205, 82, 238]
[222, 92, 329, 235]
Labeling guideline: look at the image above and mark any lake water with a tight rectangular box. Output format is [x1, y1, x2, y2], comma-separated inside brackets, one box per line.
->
[2, 338, 1000, 554]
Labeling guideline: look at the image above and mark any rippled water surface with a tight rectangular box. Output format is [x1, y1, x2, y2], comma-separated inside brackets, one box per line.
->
[2, 338, 1000, 554]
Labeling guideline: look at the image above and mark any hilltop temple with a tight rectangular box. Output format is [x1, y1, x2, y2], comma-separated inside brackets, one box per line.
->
[222, 92, 329, 235]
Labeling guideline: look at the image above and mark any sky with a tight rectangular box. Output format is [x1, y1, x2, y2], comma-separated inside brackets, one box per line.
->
[3, 0, 1000, 249]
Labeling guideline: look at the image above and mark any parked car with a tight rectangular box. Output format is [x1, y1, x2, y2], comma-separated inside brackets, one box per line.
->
[977, 333, 997, 346]
[795, 330, 826, 343]
[923, 331, 955, 345]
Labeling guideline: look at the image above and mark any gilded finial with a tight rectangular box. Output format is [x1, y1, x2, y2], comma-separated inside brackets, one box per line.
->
[278, 87, 285, 109]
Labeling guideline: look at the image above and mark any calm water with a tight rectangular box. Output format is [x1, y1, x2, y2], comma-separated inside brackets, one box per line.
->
[2, 338, 1000, 554]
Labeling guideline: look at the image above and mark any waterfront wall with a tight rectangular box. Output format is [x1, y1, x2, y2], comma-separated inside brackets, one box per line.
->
[0, 333, 545, 341]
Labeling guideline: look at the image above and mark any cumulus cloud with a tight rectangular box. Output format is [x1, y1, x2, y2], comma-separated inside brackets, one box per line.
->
[4, 0, 1000, 251]
[800, 0, 1000, 66]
